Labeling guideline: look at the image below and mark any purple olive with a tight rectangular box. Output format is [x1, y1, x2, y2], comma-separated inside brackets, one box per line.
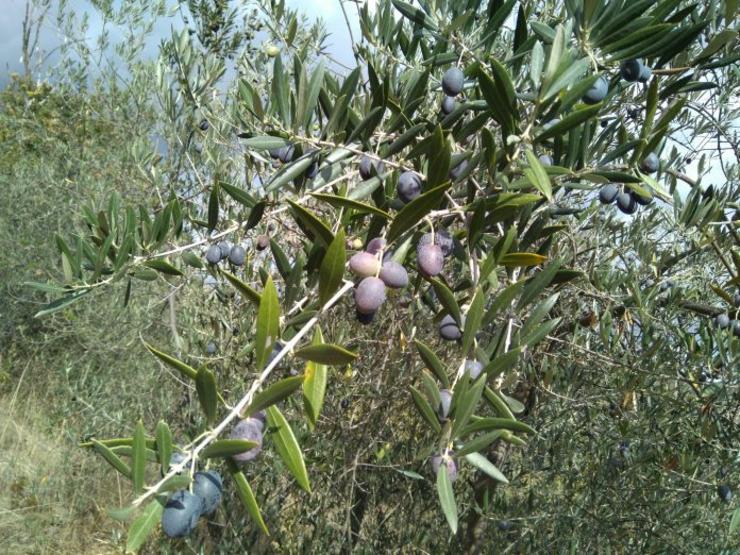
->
[379, 261, 409, 289]
[349, 251, 381, 278]
[417, 243, 444, 277]
[354, 277, 386, 314]
[229, 418, 264, 462]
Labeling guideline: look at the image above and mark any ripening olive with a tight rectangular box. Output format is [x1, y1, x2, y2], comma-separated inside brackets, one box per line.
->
[354, 277, 386, 314]
[205, 245, 221, 265]
[379, 261, 409, 289]
[582, 76, 608, 104]
[417, 243, 444, 277]
[599, 184, 619, 204]
[439, 314, 462, 341]
[442, 67, 464, 96]
[349, 251, 381, 278]
[397, 172, 422, 203]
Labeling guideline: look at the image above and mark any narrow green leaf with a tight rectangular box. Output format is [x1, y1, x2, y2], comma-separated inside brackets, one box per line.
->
[143, 259, 183, 276]
[535, 103, 602, 142]
[294, 343, 358, 365]
[125, 497, 165, 553]
[287, 200, 334, 247]
[456, 430, 508, 457]
[387, 182, 451, 243]
[201, 439, 259, 459]
[240, 135, 289, 150]
[144, 342, 198, 380]
[195, 368, 218, 424]
[464, 452, 509, 483]
[266, 156, 314, 193]
[414, 340, 450, 388]
[155, 420, 172, 474]
[312, 193, 391, 219]
[92, 439, 132, 478]
[429, 278, 462, 326]
[524, 150, 553, 201]
[244, 376, 304, 416]
[499, 253, 547, 267]
[221, 270, 262, 305]
[266, 406, 311, 492]
[462, 288, 484, 355]
[132, 421, 146, 495]
[461, 416, 536, 436]
[221, 182, 257, 208]
[34, 290, 89, 318]
[392, 0, 438, 30]
[302, 328, 328, 429]
[427, 126, 451, 189]
[255, 277, 280, 370]
[227, 460, 269, 535]
[318, 228, 346, 306]
[436, 462, 458, 534]
[410, 386, 442, 432]
[208, 185, 219, 232]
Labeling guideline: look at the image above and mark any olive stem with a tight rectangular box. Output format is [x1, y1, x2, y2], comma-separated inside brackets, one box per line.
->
[131, 279, 355, 507]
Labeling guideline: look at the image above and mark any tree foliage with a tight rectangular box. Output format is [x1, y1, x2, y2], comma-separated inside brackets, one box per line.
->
[13, 0, 740, 551]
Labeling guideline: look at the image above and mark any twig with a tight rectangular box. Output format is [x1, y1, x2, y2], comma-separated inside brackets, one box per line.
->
[131, 280, 355, 507]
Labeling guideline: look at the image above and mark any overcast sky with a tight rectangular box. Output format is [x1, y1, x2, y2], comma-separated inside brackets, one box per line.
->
[0, 0, 366, 82]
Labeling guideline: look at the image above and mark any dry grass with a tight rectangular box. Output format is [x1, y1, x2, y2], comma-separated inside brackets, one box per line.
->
[0, 375, 125, 555]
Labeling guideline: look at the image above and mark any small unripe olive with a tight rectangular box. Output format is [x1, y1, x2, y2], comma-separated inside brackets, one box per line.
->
[359, 155, 384, 180]
[256, 234, 269, 251]
[205, 245, 221, 265]
[397, 172, 422, 203]
[161, 490, 203, 538]
[431, 453, 457, 482]
[229, 418, 264, 462]
[620, 59, 643, 82]
[442, 67, 464, 96]
[366, 237, 386, 255]
[715, 314, 730, 329]
[439, 314, 462, 341]
[228, 245, 246, 266]
[538, 154, 553, 166]
[354, 277, 386, 314]
[417, 243, 444, 277]
[582, 76, 608, 104]
[599, 184, 619, 205]
[616, 192, 637, 215]
[379, 261, 409, 289]
[441, 95, 456, 115]
[640, 152, 659, 174]
[466, 359, 483, 380]
[193, 471, 223, 515]
[349, 251, 381, 278]
[438, 389, 452, 420]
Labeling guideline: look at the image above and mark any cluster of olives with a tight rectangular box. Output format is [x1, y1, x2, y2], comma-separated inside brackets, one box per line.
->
[581, 58, 652, 105]
[350, 238, 409, 323]
[714, 314, 740, 338]
[268, 143, 319, 178]
[620, 59, 652, 84]
[161, 413, 267, 539]
[205, 240, 246, 267]
[161, 465, 224, 538]
[598, 182, 653, 215]
[440, 66, 464, 115]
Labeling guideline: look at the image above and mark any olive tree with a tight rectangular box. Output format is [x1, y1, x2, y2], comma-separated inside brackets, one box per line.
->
[32, 0, 739, 551]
